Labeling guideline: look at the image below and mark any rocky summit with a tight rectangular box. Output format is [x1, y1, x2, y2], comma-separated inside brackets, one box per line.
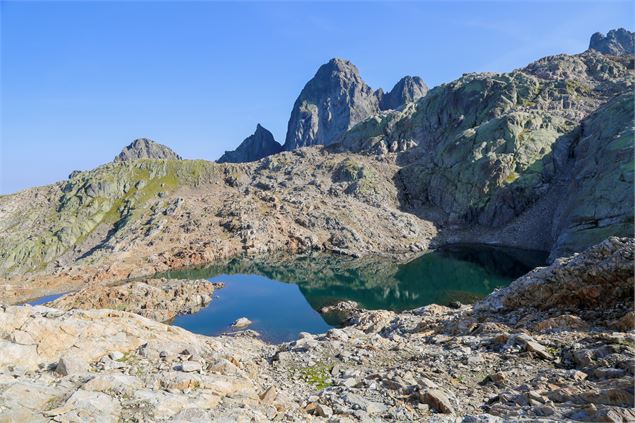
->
[378, 76, 429, 111]
[283, 58, 428, 150]
[589, 28, 635, 56]
[217, 124, 283, 163]
[114, 138, 183, 162]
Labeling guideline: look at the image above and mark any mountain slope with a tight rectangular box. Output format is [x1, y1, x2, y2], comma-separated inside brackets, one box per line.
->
[336, 48, 634, 257]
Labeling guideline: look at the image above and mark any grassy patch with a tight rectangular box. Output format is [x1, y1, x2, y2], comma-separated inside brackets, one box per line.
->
[296, 363, 334, 390]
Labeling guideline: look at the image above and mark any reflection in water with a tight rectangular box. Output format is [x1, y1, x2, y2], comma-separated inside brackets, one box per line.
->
[160, 244, 547, 342]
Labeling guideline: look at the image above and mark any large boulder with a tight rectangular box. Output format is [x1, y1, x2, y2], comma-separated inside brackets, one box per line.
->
[476, 237, 634, 312]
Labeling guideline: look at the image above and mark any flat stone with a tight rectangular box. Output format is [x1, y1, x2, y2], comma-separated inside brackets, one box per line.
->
[180, 361, 203, 373]
[419, 389, 456, 414]
[109, 351, 124, 361]
[55, 355, 88, 376]
[316, 403, 333, 418]
[259, 386, 278, 403]
[514, 334, 554, 360]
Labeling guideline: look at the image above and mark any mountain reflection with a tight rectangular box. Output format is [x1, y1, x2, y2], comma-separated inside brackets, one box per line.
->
[160, 244, 547, 314]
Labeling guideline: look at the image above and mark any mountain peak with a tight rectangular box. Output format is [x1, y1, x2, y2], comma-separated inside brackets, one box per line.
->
[589, 28, 635, 55]
[283, 58, 378, 150]
[379, 75, 429, 110]
[114, 138, 182, 162]
[217, 124, 283, 163]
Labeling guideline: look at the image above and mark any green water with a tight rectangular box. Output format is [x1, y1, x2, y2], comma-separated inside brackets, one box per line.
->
[162, 244, 547, 343]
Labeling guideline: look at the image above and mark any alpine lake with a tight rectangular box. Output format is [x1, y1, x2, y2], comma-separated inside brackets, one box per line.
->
[157, 244, 547, 343]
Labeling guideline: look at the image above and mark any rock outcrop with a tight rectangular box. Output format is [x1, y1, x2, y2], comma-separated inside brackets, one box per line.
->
[46, 278, 223, 322]
[114, 138, 182, 162]
[589, 28, 635, 55]
[378, 76, 428, 110]
[0, 150, 435, 302]
[217, 124, 283, 163]
[477, 237, 634, 312]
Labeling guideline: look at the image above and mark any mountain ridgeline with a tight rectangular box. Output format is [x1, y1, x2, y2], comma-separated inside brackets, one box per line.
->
[0, 28, 633, 292]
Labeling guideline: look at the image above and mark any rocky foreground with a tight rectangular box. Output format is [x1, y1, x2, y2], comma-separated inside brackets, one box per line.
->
[0, 237, 632, 422]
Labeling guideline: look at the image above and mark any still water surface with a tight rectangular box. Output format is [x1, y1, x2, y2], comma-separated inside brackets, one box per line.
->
[163, 244, 547, 343]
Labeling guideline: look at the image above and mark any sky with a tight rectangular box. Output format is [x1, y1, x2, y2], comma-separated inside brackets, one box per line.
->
[1, 1, 633, 194]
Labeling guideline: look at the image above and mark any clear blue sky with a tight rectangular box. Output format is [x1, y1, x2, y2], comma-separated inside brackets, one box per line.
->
[1, 1, 633, 194]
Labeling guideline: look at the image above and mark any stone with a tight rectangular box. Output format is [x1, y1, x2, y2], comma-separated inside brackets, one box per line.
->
[315, 403, 333, 418]
[535, 315, 589, 332]
[83, 374, 142, 395]
[478, 238, 635, 313]
[514, 334, 554, 360]
[60, 389, 122, 422]
[259, 386, 278, 403]
[180, 361, 203, 373]
[419, 389, 456, 414]
[609, 311, 635, 332]
[232, 317, 253, 328]
[109, 351, 124, 361]
[55, 355, 88, 376]
[344, 393, 387, 415]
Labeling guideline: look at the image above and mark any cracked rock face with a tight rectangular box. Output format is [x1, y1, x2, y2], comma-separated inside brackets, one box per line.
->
[217, 124, 283, 163]
[589, 28, 635, 55]
[114, 138, 182, 162]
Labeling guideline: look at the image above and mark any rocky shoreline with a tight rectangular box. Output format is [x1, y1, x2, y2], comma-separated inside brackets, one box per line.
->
[0, 237, 632, 422]
[45, 278, 223, 323]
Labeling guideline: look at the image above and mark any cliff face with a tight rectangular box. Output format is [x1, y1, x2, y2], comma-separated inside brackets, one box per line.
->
[217, 124, 283, 164]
